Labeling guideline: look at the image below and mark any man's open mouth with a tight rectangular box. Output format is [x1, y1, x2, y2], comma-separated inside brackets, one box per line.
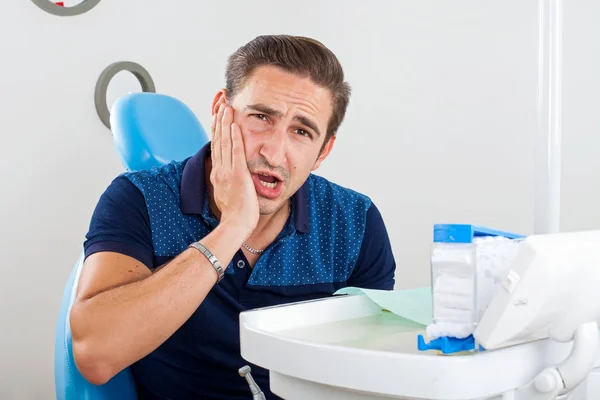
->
[257, 173, 280, 189]
[252, 172, 284, 199]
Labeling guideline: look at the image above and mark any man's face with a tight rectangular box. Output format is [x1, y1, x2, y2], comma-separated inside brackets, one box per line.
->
[214, 65, 336, 215]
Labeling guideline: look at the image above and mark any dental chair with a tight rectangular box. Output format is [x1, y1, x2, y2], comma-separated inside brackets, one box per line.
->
[54, 92, 209, 400]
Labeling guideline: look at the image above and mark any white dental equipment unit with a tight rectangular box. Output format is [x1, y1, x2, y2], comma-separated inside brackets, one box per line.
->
[239, 0, 600, 398]
[239, 229, 600, 400]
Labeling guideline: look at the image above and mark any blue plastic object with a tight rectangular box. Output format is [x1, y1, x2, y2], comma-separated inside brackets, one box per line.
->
[433, 224, 525, 244]
[55, 254, 138, 400]
[55, 92, 210, 399]
[110, 92, 209, 171]
[417, 334, 485, 354]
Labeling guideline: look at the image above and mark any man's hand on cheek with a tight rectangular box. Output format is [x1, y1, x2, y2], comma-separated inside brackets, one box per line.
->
[210, 104, 260, 236]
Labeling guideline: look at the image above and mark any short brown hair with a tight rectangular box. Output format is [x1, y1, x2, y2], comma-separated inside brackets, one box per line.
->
[225, 35, 351, 144]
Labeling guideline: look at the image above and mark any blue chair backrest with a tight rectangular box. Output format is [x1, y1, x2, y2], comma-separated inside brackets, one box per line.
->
[55, 92, 209, 399]
[110, 92, 209, 171]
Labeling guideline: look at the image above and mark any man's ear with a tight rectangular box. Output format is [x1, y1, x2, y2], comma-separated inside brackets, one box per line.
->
[211, 89, 228, 115]
[312, 135, 337, 171]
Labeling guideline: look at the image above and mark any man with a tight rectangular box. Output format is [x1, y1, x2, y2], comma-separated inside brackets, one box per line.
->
[70, 34, 396, 399]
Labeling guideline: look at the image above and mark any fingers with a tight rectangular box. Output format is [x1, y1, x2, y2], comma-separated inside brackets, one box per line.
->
[212, 104, 225, 166]
[220, 107, 233, 169]
[210, 112, 217, 163]
[231, 122, 246, 170]
[211, 109, 217, 132]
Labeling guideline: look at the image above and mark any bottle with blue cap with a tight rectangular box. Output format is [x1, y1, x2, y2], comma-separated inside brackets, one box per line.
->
[418, 224, 526, 354]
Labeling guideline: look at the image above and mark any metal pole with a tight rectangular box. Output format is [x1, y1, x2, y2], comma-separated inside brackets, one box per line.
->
[534, 0, 562, 234]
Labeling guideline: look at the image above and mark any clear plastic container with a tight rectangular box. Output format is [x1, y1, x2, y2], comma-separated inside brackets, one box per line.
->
[426, 225, 525, 352]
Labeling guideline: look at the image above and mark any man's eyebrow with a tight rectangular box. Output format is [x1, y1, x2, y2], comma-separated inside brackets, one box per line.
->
[295, 115, 321, 138]
[245, 103, 321, 138]
[245, 104, 283, 117]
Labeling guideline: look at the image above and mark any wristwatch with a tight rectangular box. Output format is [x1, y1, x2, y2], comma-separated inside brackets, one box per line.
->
[188, 241, 224, 283]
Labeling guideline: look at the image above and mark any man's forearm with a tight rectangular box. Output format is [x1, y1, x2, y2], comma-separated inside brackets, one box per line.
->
[70, 222, 249, 384]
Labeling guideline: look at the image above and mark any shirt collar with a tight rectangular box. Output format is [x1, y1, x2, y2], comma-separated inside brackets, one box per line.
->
[180, 142, 310, 233]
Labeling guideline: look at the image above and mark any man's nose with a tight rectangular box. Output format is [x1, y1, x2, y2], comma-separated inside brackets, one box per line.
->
[259, 127, 287, 167]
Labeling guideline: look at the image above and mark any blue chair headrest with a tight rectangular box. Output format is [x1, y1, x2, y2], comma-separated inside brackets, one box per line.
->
[110, 92, 209, 171]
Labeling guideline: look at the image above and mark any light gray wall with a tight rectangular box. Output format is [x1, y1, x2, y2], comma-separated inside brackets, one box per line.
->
[0, 1, 598, 398]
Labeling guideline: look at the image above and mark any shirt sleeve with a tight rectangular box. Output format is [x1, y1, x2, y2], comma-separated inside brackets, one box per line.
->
[83, 175, 154, 269]
[347, 202, 396, 290]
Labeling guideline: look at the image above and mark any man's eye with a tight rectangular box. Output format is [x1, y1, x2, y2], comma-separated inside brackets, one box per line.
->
[252, 114, 268, 121]
[295, 129, 311, 138]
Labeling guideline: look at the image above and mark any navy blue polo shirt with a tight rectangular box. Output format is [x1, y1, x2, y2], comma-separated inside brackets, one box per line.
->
[83, 143, 396, 399]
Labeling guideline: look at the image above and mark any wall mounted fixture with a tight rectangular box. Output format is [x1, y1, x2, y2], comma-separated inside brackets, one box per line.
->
[31, 0, 102, 17]
[94, 61, 156, 129]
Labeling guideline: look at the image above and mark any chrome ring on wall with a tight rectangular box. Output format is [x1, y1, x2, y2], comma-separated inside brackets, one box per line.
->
[94, 61, 156, 129]
[31, 0, 102, 16]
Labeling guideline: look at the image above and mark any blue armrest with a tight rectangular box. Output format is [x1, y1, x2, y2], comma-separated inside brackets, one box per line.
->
[55, 254, 138, 400]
